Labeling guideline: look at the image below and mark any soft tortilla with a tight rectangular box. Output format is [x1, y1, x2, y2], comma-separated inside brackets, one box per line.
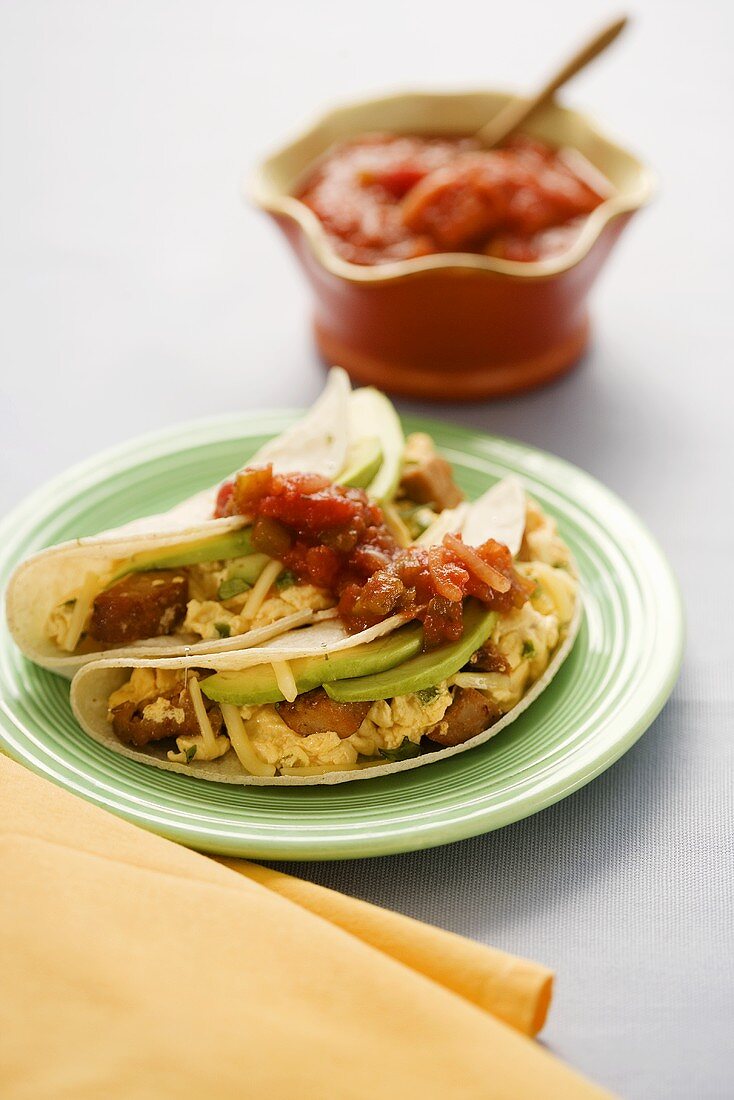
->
[3, 517, 320, 677]
[6, 368, 354, 677]
[69, 593, 582, 786]
[106, 366, 353, 536]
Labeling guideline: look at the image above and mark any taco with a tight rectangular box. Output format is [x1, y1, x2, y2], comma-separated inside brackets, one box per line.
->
[70, 481, 581, 785]
[6, 370, 467, 676]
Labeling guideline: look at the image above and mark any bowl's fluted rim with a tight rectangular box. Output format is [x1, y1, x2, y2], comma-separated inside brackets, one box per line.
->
[247, 87, 657, 284]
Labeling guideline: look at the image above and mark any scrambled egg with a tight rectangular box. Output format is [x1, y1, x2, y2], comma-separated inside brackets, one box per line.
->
[241, 707, 358, 769]
[452, 504, 578, 715]
[108, 667, 184, 709]
[167, 730, 230, 764]
[516, 560, 577, 627]
[47, 603, 75, 647]
[520, 500, 574, 570]
[141, 696, 186, 726]
[183, 583, 334, 641]
[185, 560, 230, 601]
[492, 603, 559, 679]
[464, 603, 561, 712]
[258, 583, 335, 621]
[107, 666, 232, 764]
[236, 686, 453, 771]
[349, 687, 452, 758]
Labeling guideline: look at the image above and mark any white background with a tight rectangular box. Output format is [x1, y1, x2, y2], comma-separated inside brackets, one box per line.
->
[1, 2, 732, 1096]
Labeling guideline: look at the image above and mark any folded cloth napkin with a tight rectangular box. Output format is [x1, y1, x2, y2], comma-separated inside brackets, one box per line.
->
[0, 755, 611, 1099]
[224, 860, 553, 1037]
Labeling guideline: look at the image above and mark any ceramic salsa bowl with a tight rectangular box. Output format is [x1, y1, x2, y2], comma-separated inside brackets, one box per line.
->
[250, 91, 655, 400]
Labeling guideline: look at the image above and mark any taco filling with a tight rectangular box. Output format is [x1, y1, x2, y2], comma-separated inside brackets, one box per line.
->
[100, 495, 578, 778]
[46, 431, 465, 656]
[47, 545, 333, 655]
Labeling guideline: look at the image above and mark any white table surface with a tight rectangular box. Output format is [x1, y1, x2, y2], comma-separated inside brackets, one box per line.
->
[1, 2, 731, 1096]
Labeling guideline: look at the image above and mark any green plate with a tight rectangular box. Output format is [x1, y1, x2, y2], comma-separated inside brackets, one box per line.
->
[0, 413, 683, 859]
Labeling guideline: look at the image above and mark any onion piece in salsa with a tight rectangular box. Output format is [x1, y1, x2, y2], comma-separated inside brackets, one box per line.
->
[296, 133, 609, 265]
[214, 465, 533, 648]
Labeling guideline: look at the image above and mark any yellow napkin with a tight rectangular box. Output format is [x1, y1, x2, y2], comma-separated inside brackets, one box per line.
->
[0, 756, 611, 1099]
[225, 860, 553, 1037]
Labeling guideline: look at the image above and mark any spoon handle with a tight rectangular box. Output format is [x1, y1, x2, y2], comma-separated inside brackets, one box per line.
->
[476, 15, 629, 149]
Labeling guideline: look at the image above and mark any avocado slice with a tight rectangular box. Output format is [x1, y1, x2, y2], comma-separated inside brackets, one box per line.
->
[222, 553, 270, 586]
[216, 553, 272, 599]
[337, 437, 383, 488]
[200, 621, 424, 706]
[110, 527, 256, 584]
[348, 388, 404, 502]
[325, 602, 497, 702]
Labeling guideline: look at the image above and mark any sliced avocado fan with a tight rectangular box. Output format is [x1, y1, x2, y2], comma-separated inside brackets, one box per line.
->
[109, 527, 256, 585]
[348, 388, 404, 502]
[325, 602, 497, 702]
[338, 436, 383, 488]
[200, 621, 424, 707]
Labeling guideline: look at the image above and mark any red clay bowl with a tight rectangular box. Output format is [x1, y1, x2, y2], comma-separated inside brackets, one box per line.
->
[250, 90, 655, 400]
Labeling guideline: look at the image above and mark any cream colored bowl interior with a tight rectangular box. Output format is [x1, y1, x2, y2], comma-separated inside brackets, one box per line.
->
[249, 89, 656, 281]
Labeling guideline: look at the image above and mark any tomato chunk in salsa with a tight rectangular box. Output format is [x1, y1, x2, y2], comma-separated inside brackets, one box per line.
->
[214, 466, 533, 648]
[296, 133, 607, 264]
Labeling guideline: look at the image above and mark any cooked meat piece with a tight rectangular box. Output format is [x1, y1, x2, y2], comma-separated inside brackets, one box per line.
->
[111, 699, 193, 747]
[111, 684, 222, 748]
[427, 687, 499, 747]
[399, 433, 464, 510]
[90, 570, 189, 645]
[467, 641, 510, 674]
[400, 457, 463, 510]
[278, 689, 371, 739]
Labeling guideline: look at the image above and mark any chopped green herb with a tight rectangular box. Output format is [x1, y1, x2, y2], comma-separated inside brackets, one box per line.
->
[533, 584, 544, 598]
[379, 738, 421, 763]
[217, 576, 251, 601]
[416, 686, 440, 705]
[214, 622, 231, 638]
[63, 598, 77, 609]
[275, 570, 297, 591]
[553, 561, 570, 572]
[185, 745, 197, 762]
[522, 640, 536, 658]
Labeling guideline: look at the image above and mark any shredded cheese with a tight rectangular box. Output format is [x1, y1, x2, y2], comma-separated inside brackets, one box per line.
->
[312, 607, 340, 621]
[187, 676, 217, 756]
[382, 503, 411, 548]
[63, 572, 102, 652]
[272, 660, 298, 702]
[416, 504, 468, 547]
[220, 703, 276, 777]
[451, 672, 501, 690]
[241, 559, 283, 623]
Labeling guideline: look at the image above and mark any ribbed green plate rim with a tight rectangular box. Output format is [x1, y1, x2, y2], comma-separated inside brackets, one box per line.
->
[0, 412, 684, 860]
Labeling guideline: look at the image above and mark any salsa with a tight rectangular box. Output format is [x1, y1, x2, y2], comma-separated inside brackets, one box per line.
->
[296, 133, 606, 264]
[214, 466, 532, 647]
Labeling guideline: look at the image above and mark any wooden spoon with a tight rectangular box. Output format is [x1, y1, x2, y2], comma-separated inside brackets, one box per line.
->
[475, 15, 629, 149]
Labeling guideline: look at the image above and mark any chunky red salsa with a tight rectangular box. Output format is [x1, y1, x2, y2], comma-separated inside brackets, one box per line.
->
[214, 467, 532, 648]
[296, 133, 606, 264]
